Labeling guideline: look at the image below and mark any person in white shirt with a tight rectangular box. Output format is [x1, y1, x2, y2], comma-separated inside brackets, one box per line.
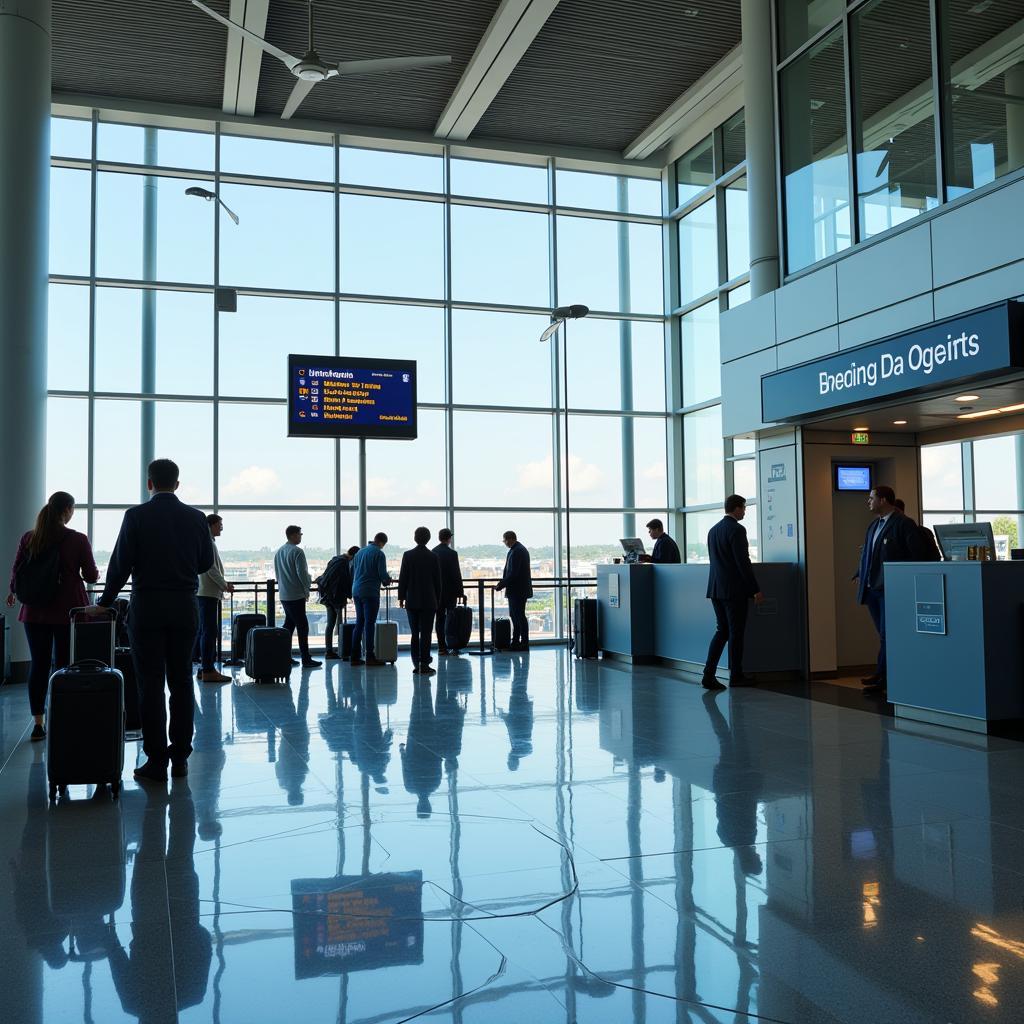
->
[197, 514, 233, 683]
[274, 525, 321, 669]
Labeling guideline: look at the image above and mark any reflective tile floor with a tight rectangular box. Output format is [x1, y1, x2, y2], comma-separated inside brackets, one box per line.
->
[4, 651, 1024, 1022]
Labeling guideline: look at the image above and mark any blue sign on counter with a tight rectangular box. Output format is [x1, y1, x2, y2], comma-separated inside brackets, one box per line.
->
[762, 301, 1024, 423]
[915, 575, 946, 635]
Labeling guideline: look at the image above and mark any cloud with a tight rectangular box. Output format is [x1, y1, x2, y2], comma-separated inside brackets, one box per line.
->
[514, 454, 605, 494]
[222, 465, 281, 498]
[368, 476, 398, 501]
[642, 461, 664, 480]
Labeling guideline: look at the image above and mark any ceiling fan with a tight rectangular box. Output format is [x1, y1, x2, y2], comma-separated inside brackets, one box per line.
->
[192, 0, 452, 120]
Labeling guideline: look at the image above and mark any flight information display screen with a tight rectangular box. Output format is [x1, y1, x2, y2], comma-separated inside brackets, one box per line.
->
[287, 355, 417, 440]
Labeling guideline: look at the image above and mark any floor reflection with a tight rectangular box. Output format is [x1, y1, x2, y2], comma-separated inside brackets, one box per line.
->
[5, 650, 1024, 1021]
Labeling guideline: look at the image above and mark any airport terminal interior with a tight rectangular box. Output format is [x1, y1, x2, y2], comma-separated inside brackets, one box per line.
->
[5, 0, 1024, 1020]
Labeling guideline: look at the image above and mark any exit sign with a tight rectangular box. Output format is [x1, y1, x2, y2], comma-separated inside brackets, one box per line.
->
[851, 431, 870, 445]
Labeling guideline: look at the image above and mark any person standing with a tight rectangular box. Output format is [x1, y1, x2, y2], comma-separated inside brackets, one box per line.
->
[496, 531, 533, 651]
[639, 518, 681, 563]
[7, 491, 99, 741]
[432, 528, 465, 655]
[398, 527, 442, 675]
[319, 544, 359, 659]
[274, 525, 320, 669]
[196, 514, 233, 684]
[702, 494, 763, 690]
[350, 532, 393, 666]
[855, 486, 925, 695]
[94, 459, 214, 782]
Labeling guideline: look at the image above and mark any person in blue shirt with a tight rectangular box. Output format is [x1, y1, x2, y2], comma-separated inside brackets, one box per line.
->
[350, 532, 392, 666]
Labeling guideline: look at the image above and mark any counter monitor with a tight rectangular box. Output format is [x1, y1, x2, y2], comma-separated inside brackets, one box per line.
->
[933, 522, 996, 561]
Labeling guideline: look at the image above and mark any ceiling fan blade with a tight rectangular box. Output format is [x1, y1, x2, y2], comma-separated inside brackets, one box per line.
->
[192, 0, 301, 71]
[331, 54, 452, 77]
[281, 77, 318, 120]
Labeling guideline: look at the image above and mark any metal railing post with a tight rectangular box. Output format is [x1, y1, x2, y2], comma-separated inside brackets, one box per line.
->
[266, 579, 276, 630]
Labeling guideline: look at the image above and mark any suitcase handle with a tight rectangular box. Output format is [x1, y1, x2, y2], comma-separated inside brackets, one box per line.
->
[68, 606, 117, 666]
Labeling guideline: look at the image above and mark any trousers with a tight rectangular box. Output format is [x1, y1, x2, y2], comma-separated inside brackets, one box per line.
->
[704, 597, 750, 682]
[507, 595, 529, 647]
[23, 622, 71, 716]
[864, 588, 887, 679]
[281, 598, 310, 660]
[351, 594, 380, 660]
[406, 608, 434, 665]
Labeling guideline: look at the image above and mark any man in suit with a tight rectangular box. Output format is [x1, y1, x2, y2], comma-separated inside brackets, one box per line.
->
[702, 494, 763, 689]
[432, 528, 465, 655]
[855, 485, 925, 694]
[96, 459, 214, 782]
[496, 530, 533, 650]
[639, 518, 681, 563]
[398, 527, 442, 675]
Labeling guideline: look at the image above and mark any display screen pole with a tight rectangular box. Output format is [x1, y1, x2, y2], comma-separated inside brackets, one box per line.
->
[358, 437, 367, 546]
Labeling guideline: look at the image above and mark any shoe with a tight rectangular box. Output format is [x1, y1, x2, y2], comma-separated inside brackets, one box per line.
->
[729, 675, 756, 687]
[862, 680, 887, 695]
[171, 760, 188, 778]
[350, 658, 365, 666]
[290, 659, 301, 667]
[301, 659, 322, 668]
[325, 649, 342, 660]
[438, 648, 450, 656]
[198, 670, 231, 683]
[861, 674, 882, 686]
[30, 723, 46, 742]
[365, 657, 386, 667]
[411, 665, 423, 674]
[421, 664, 436, 676]
[509, 642, 530, 651]
[701, 676, 726, 691]
[134, 760, 168, 783]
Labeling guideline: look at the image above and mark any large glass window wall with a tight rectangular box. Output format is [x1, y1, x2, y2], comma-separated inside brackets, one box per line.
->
[46, 115, 667, 638]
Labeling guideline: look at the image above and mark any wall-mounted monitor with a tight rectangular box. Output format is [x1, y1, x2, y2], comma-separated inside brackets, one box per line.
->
[835, 464, 873, 492]
[288, 355, 417, 440]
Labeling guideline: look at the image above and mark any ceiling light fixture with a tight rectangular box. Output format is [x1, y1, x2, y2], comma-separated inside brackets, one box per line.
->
[893, 420, 907, 425]
[957, 409, 1002, 420]
[853, 426, 870, 431]
[955, 395, 980, 402]
[999, 403, 1024, 414]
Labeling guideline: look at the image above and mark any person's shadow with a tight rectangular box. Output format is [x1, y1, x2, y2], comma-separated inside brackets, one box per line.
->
[191, 684, 226, 840]
[318, 663, 357, 759]
[434, 675, 467, 776]
[499, 653, 534, 772]
[352, 678, 393, 792]
[244, 674, 312, 806]
[400, 680, 442, 818]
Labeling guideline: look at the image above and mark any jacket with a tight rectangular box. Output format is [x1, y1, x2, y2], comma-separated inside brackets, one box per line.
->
[499, 541, 534, 600]
[856, 510, 925, 604]
[352, 544, 391, 598]
[274, 543, 311, 602]
[197, 540, 229, 599]
[398, 545, 442, 611]
[9, 527, 99, 625]
[317, 555, 352, 606]
[432, 543, 465, 604]
[652, 533, 681, 564]
[705, 516, 759, 600]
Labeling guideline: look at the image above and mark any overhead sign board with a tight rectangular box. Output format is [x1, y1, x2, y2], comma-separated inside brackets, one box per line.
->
[761, 302, 1024, 423]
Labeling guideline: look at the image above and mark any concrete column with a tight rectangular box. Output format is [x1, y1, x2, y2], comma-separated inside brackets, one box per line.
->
[616, 179, 636, 538]
[741, 0, 781, 295]
[0, 0, 51, 678]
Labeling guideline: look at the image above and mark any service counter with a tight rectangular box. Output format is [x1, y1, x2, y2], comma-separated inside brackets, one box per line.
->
[596, 562, 803, 679]
[886, 562, 1024, 732]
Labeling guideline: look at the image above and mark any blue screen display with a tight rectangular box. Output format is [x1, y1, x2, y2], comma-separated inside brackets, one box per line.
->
[288, 354, 417, 440]
[836, 465, 872, 491]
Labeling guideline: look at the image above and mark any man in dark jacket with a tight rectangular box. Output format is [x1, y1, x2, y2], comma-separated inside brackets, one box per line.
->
[398, 527, 442, 675]
[432, 528, 465, 655]
[95, 459, 214, 782]
[702, 494, 763, 689]
[496, 531, 533, 650]
[855, 485, 926, 694]
[320, 544, 358, 659]
[640, 518, 681, 563]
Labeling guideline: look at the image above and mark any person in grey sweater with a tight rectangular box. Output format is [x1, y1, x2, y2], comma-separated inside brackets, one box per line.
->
[196, 514, 234, 683]
[273, 525, 320, 669]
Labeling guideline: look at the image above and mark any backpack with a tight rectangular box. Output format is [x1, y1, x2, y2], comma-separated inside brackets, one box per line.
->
[316, 556, 348, 605]
[14, 544, 62, 606]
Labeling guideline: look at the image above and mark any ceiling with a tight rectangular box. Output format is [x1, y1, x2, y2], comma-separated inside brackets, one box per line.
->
[51, 0, 743, 157]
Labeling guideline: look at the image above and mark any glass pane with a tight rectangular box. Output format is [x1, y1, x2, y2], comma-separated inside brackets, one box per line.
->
[778, 0, 844, 60]
[220, 134, 334, 181]
[97, 123, 215, 170]
[727, 283, 751, 308]
[449, 158, 547, 204]
[453, 411, 553, 507]
[567, 415, 623, 508]
[941, 0, 1024, 198]
[218, 510, 336, 559]
[680, 301, 721, 407]
[46, 397, 89, 500]
[722, 111, 746, 172]
[219, 183, 334, 292]
[220, 295, 334, 400]
[557, 216, 663, 314]
[675, 135, 714, 206]
[218, 404, 335, 506]
[744, 505, 759, 561]
[452, 308, 552, 408]
[852, 0, 938, 240]
[565, 317, 665, 412]
[96, 172, 214, 284]
[52, 116, 92, 159]
[339, 146, 443, 192]
[678, 199, 719, 305]
[93, 399, 143, 504]
[50, 168, 91, 276]
[339, 195, 444, 299]
[684, 405, 724, 505]
[981, 513, 1021, 557]
[973, 435, 1018, 510]
[92, 510, 130, 582]
[725, 175, 750, 279]
[155, 401, 213, 507]
[450, 206, 549, 306]
[340, 302, 445, 405]
[555, 170, 661, 216]
[921, 442, 963, 510]
[48, 284, 90, 391]
[632, 417, 668, 508]
[781, 28, 852, 273]
[733, 438, 756, 456]
[451, 510, 554, 570]
[569, 512, 638, 568]
[733, 458, 757, 501]
[685, 510, 721, 563]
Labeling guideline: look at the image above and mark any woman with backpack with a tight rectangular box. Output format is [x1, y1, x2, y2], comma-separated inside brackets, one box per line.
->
[6, 491, 99, 740]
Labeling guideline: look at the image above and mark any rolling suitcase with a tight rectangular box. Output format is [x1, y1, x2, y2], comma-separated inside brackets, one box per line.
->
[341, 621, 357, 659]
[572, 598, 599, 659]
[47, 608, 125, 800]
[492, 617, 512, 651]
[374, 620, 399, 664]
[245, 626, 292, 683]
[444, 604, 473, 653]
[231, 612, 267, 661]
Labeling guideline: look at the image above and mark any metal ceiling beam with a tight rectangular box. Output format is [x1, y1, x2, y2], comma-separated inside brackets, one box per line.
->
[221, 0, 270, 117]
[435, 0, 560, 141]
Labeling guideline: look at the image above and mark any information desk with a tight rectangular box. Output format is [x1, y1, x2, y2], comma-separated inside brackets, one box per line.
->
[596, 563, 803, 679]
[885, 562, 1024, 732]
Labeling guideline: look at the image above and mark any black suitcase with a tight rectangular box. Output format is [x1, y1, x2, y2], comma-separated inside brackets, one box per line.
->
[115, 648, 142, 733]
[573, 598, 599, 659]
[445, 605, 473, 652]
[340, 621, 357, 659]
[231, 612, 267, 661]
[492, 616, 512, 651]
[245, 626, 292, 683]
